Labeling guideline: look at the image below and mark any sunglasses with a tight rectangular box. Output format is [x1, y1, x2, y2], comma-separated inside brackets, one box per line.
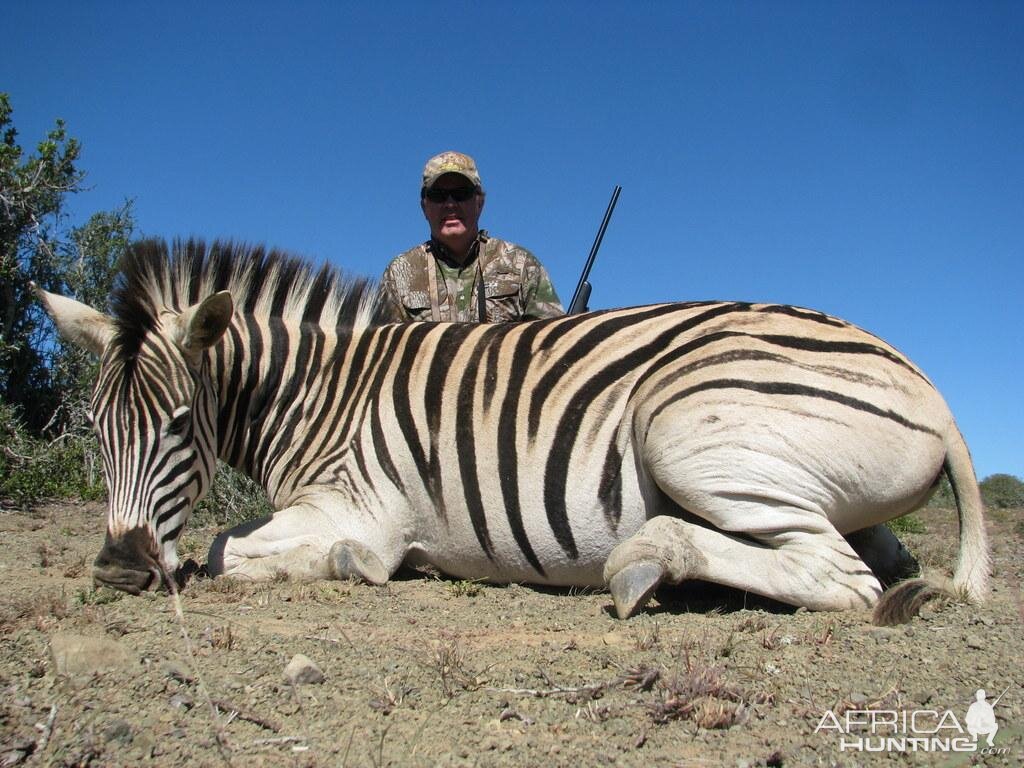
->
[423, 187, 478, 203]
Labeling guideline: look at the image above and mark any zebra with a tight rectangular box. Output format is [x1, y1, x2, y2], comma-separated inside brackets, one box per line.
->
[35, 239, 989, 622]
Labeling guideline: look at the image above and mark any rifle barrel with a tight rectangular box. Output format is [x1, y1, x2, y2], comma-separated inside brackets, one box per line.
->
[568, 185, 621, 314]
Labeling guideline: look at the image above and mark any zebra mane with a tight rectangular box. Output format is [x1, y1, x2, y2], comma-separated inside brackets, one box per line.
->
[110, 238, 385, 364]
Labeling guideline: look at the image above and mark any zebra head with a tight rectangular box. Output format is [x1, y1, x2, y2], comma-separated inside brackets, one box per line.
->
[36, 285, 233, 594]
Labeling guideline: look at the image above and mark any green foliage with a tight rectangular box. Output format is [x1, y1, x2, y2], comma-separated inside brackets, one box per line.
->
[1, 93, 85, 429]
[447, 578, 485, 598]
[886, 513, 926, 535]
[979, 474, 1024, 510]
[924, 472, 1024, 510]
[192, 462, 274, 529]
[0, 402, 103, 506]
[74, 585, 124, 605]
[0, 93, 133, 435]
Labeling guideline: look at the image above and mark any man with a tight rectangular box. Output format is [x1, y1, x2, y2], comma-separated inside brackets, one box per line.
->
[379, 151, 564, 323]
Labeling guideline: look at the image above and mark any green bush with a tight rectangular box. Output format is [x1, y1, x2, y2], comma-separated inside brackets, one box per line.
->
[887, 513, 926, 535]
[979, 474, 1024, 509]
[924, 472, 1024, 510]
[0, 403, 104, 506]
[193, 463, 274, 529]
[3, 400, 271, 527]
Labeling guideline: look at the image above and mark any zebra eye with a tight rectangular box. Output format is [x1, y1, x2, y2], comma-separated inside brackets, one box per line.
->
[167, 407, 192, 436]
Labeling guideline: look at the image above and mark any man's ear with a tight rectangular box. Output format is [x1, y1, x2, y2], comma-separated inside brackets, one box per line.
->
[33, 283, 115, 356]
[175, 291, 234, 358]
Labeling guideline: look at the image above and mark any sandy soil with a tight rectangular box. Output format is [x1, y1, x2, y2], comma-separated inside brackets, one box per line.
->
[1, 500, 1021, 767]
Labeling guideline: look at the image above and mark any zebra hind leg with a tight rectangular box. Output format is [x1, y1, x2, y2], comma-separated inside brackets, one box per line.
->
[604, 515, 884, 619]
[844, 524, 920, 588]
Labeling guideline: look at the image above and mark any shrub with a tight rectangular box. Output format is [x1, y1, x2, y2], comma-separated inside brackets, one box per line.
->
[887, 513, 926, 535]
[924, 472, 1024, 510]
[979, 474, 1024, 510]
[0, 403, 103, 506]
[192, 463, 273, 529]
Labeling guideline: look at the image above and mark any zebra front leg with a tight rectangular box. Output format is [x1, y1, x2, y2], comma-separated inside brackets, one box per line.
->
[603, 515, 883, 618]
[206, 495, 405, 584]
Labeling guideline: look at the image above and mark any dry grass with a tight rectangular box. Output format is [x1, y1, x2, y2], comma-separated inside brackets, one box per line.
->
[369, 676, 415, 715]
[429, 633, 489, 698]
[645, 648, 774, 728]
[201, 623, 237, 651]
[0, 589, 71, 634]
[630, 617, 661, 651]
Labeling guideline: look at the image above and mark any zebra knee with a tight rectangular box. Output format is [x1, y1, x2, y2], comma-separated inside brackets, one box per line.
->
[328, 539, 389, 585]
[603, 518, 704, 585]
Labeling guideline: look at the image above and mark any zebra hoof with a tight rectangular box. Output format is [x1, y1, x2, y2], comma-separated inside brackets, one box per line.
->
[609, 560, 663, 619]
[328, 540, 388, 585]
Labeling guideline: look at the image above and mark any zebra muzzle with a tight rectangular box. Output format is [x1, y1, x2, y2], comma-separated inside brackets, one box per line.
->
[93, 528, 165, 595]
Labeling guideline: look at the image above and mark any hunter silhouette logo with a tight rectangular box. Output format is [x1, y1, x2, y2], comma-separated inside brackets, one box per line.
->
[814, 684, 1012, 755]
[966, 688, 1000, 747]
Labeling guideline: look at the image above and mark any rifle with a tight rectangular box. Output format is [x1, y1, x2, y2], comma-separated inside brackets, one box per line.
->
[568, 185, 621, 315]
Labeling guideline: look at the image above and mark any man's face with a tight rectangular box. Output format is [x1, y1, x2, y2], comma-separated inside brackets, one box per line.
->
[421, 173, 485, 246]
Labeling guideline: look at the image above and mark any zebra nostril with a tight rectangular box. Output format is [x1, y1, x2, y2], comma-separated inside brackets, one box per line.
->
[93, 528, 162, 595]
[92, 564, 150, 595]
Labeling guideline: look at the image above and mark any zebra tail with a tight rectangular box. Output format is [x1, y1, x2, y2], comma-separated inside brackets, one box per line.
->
[944, 425, 990, 603]
[872, 426, 990, 626]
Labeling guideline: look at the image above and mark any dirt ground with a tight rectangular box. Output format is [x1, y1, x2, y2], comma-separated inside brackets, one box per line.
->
[0, 500, 1021, 768]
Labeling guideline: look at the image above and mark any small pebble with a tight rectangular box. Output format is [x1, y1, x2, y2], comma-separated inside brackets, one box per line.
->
[284, 653, 324, 685]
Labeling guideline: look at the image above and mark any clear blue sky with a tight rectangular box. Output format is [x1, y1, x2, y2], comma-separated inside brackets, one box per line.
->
[6, 2, 1021, 479]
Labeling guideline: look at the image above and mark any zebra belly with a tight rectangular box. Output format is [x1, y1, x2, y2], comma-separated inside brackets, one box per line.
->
[408, 492, 651, 587]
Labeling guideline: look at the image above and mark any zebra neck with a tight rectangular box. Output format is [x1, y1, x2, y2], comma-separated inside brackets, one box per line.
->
[211, 318, 389, 503]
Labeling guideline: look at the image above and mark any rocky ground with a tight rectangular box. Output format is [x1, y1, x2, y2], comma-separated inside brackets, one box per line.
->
[0, 500, 1021, 767]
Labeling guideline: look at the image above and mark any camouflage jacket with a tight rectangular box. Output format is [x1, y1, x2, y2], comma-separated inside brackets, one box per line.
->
[379, 232, 564, 323]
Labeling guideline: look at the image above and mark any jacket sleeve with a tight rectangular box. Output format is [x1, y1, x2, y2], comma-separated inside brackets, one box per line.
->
[519, 251, 565, 320]
[378, 260, 412, 322]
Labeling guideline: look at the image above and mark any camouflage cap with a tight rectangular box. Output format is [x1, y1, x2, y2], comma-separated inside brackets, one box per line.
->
[422, 151, 482, 191]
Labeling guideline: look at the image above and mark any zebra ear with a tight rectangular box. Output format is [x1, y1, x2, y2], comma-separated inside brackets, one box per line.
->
[32, 282, 115, 357]
[176, 291, 234, 356]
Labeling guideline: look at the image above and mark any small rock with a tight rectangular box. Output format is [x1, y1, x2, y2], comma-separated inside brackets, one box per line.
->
[284, 653, 324, 685]
[161, 660, 194, 683]
[49, 633, 132, 677]
[965, 635, 985, 650]
[103, 719, 134, 744]
[867, 627, 900, 643]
